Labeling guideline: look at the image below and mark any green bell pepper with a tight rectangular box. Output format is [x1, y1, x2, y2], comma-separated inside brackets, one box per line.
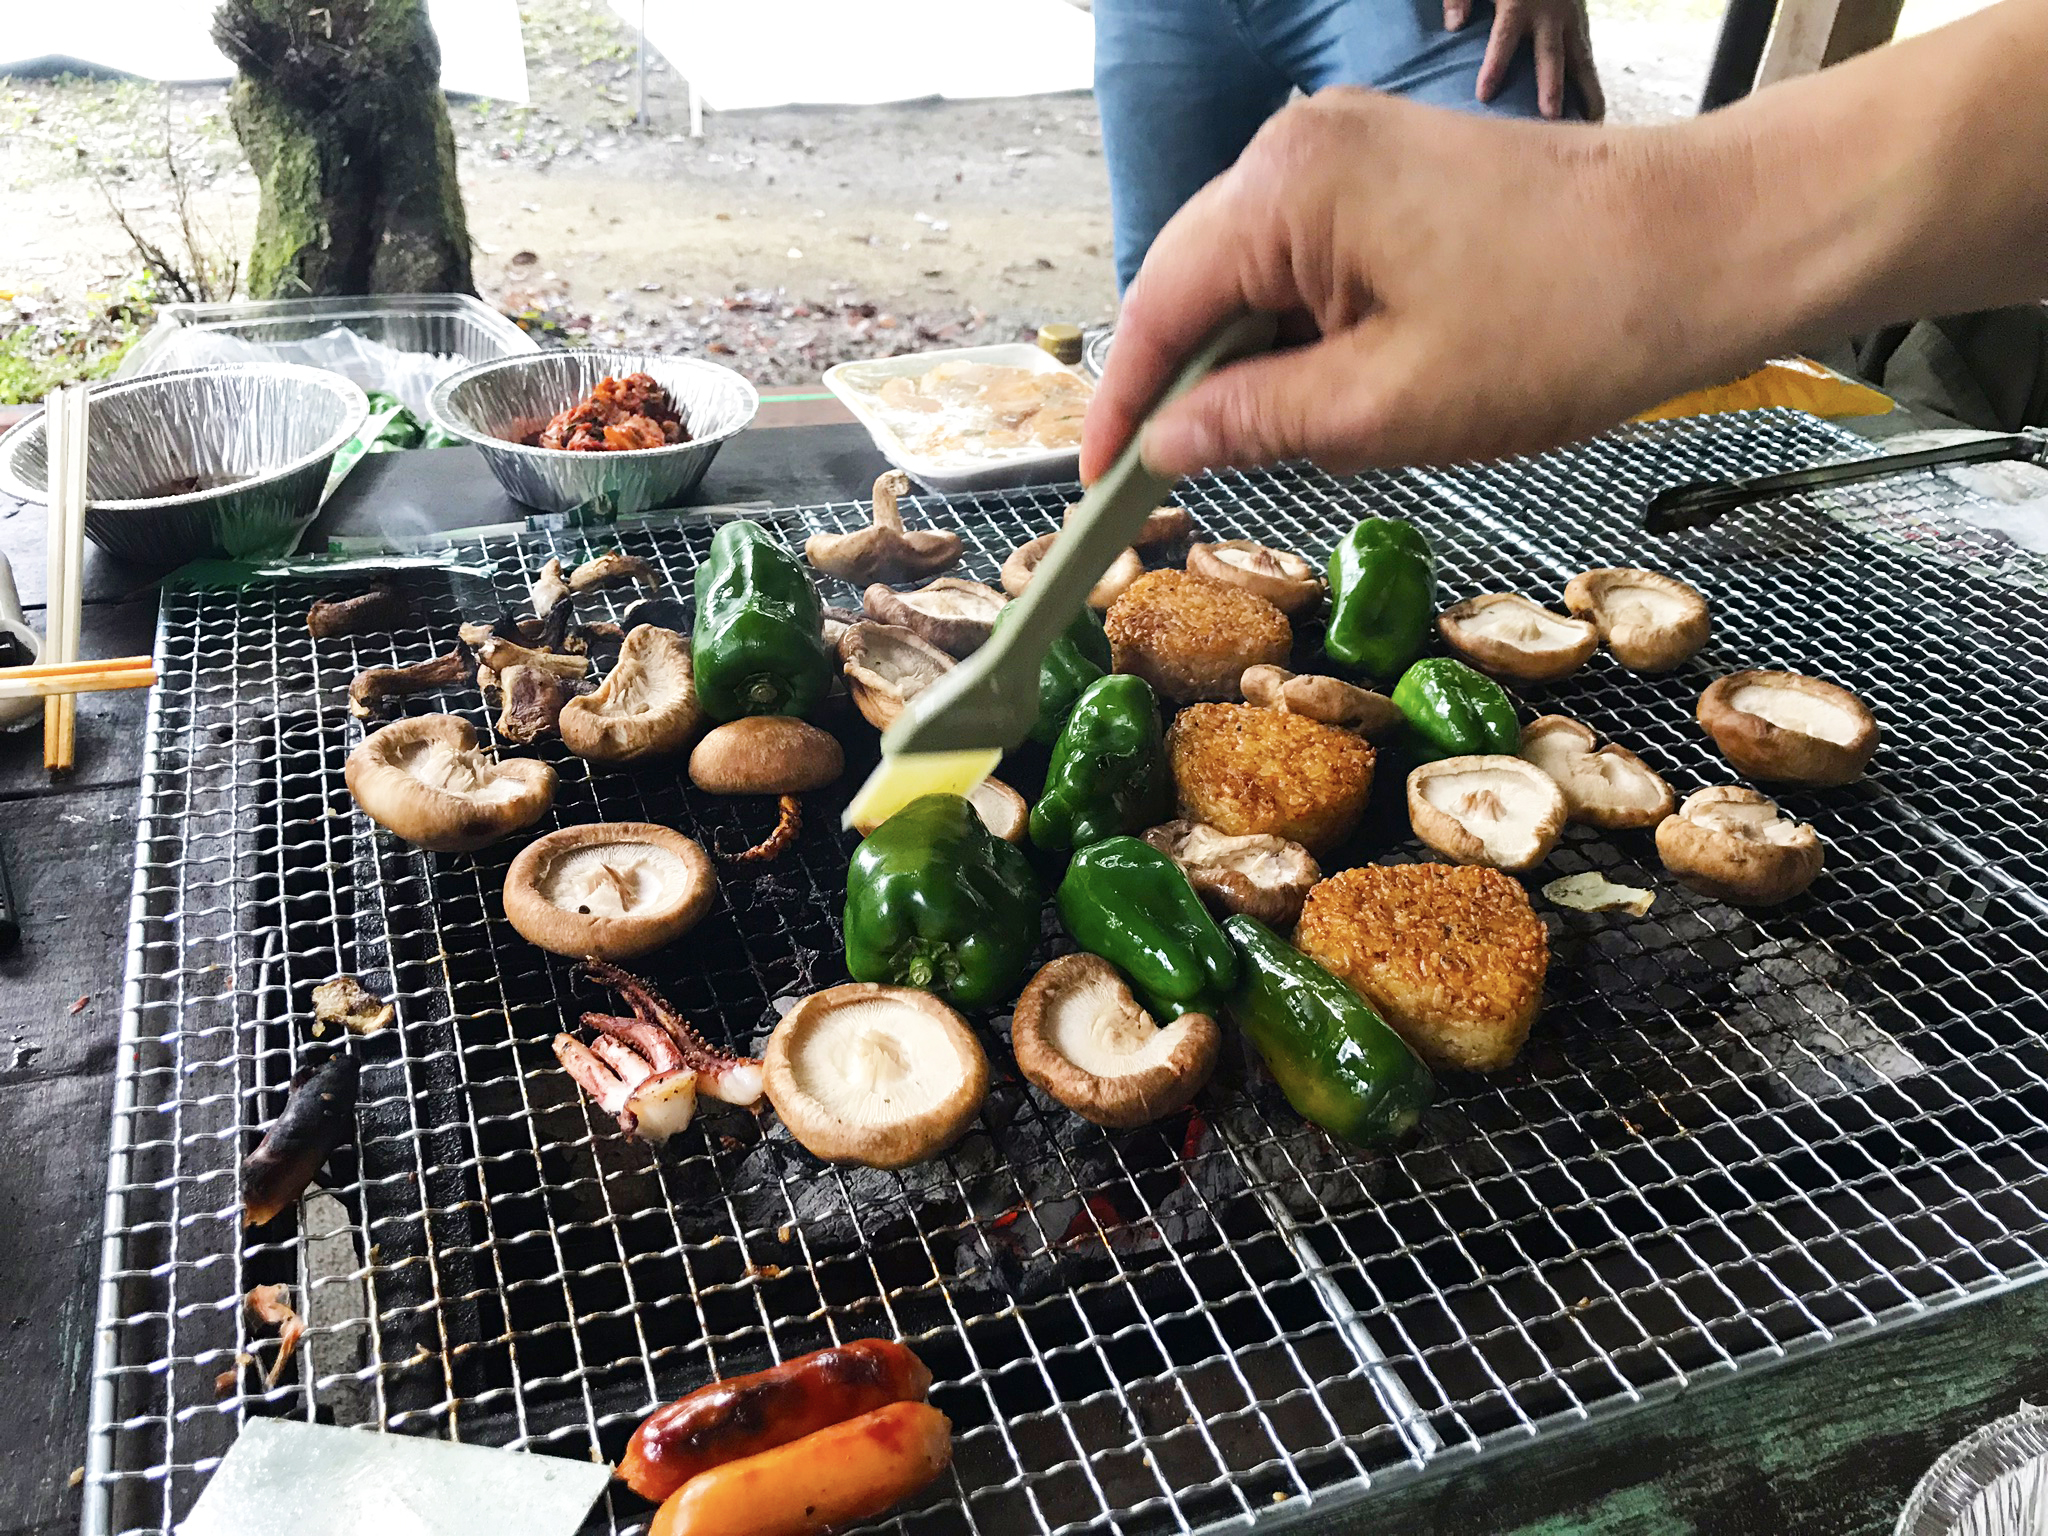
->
[1055, 837, 1239, 1020]
[844, 793, 1041, 1009]
[1325, 518, 1437, 679]
[693, 520, 834, 721]
[993, 602, 1111, 746]
[1222, 916, 1434, 1145]
[1028, 673, 1174, 853]
[1391, 657, 1519, 760]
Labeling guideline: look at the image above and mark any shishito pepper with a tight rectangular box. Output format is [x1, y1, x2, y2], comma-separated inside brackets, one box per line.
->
[693, 520, 834, 720]
[1222, 916, 1433, 1145]
[1028, 673, 1173, 853]
[844, 793, 1040, 1009]
[1325, 518, 1437, 679]
[993, 602, 1112, 746]
[1055, 837, 1239, 1019]
[1391, 657, 1519, 760]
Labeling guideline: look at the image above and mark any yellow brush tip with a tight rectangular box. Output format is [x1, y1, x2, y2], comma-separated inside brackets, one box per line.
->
[843, 748, 1005, 834]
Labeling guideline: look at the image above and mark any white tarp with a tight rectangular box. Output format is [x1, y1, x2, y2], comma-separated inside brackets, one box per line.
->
[0, 0, 531, 102]
[612, 0, 1093, 111]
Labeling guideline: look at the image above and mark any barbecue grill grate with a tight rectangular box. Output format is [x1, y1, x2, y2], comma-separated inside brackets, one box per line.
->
[87, 411, 2048, 1535]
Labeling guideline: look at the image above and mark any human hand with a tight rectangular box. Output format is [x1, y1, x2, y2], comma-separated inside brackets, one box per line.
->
[1080, 89, 1770, 482]
[1445, 0, 1604, 121]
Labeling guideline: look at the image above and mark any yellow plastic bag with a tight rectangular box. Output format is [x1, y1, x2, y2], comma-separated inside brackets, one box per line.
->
[1633, 357, 1894, 422]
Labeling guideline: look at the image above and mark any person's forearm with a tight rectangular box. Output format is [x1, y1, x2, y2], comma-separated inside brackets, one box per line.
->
[1658, 0, 2048, 372]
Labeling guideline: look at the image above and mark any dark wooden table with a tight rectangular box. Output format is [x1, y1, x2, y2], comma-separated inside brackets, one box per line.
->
[2, 424, 2040, 1536]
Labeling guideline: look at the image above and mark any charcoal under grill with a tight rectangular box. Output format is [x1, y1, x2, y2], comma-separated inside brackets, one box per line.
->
[85, 410, 2048, 1535]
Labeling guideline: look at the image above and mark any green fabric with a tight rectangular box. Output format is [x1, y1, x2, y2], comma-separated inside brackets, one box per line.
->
[1392, 657, 1519, 760]
[1055, 837, 1239, 1020]
[691, 519, 833, 721]
[1028, 673, 1174, 853]
[1325, 517, 1437, 680]
[843, 793, 1041, 1009]
[1222, 915, 1434, 1145]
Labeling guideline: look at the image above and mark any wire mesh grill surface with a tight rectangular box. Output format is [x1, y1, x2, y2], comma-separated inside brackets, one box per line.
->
[89, 411, 2048, 1535]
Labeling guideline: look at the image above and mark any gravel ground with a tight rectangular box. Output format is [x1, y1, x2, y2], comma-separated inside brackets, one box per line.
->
[2, 0, 1718, 396]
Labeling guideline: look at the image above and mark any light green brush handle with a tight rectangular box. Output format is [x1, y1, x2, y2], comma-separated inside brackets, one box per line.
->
[880, 311, 1279, 757]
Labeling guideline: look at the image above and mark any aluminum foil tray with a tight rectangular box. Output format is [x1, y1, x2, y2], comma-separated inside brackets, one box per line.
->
[86, 411, 2048, 1535]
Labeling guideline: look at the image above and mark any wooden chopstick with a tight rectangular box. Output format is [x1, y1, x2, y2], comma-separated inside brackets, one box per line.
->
[0, 667, 155, 702]
[1, 654, 152, 681]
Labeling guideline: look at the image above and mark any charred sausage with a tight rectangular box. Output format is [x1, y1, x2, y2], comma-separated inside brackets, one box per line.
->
[648, 1401, 951, 1536]
[617, 1338, 932, 1503]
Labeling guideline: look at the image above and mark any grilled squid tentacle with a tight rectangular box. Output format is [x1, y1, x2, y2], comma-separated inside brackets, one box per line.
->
[553, 1033, 634, 1125]
[720, 795, 802, 866]
[583, 1012, 687, 1073]
[580, 959, 766, 1108]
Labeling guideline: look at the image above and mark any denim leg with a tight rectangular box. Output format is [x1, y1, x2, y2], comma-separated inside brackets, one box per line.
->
[1095, 0, 1293, 291]
[1242, 0, 1565, 120]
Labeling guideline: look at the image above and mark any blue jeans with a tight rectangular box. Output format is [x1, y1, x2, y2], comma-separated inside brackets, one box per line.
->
[1096, 0, 1568, 290]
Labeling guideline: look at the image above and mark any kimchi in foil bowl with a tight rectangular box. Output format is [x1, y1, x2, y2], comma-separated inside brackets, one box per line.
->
[428, 350, 759, 517]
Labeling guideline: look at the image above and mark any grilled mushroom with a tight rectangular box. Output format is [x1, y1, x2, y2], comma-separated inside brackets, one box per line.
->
[763, 984, 989, 1168]
[837, 623, 955, 730]
[967, 778, 1029, 845]
[497, 665, 577, 744]
[344, 714, 555, 852]
[1000, 532, 1144, 610]
[849, 777, 1027, 842]
[862, 578, 1008, 656]
[307, 585, 404, 639]
[1185, 540, 1324, 615]
[1697, 670, 1879, 786]
[1656, 785, 1824, 905]
[1562, 568, 1710, 673]
[559, 625, 703, 762]
[1140, 820, 1320, 928]
[530, 558, 573, 619]
[689, 717, 845, 794]
[347, 648, 471, 720]
[805, 471, 962, 584]
[1407, 755, 1568, 872]
[1437, 593, 1599, 683]
[568, 551, 660, 596]
[1518, 714, 1675, 829]
[820, 605, 862, 651]
[503, 822, 715, 959]
[311, 976, 394, 1037]
[1239, 665, 1400, 737]
[1066, 501, 1193, 552]
[1011, 955, 1220, 1128]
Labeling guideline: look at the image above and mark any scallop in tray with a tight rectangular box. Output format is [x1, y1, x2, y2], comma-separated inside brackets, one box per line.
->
[86, 410, 2048, 1536]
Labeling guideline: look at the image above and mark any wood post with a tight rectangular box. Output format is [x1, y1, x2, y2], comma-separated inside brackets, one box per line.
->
[1755, 0, 1906, 87]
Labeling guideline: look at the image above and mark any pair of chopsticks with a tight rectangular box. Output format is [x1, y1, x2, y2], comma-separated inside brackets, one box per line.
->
[36, 382, 94, 770]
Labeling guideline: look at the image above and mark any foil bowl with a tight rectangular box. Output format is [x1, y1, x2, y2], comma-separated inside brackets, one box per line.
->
[0, 364, 369, 566]
[427, 350, 759, 517]
[1896, 1406, 2048, 1536]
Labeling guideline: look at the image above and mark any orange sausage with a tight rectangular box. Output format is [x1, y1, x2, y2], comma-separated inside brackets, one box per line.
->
[618, 1339, 932, 1503]
[649, 1401, 951, 1536]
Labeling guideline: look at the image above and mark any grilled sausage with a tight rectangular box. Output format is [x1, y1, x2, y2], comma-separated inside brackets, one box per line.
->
[648, 1401, 952, 1536]
[617, 1338, 932, 1503]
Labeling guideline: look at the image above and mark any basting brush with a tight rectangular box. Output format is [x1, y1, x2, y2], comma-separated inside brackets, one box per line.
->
[843, 312, 1278, 832]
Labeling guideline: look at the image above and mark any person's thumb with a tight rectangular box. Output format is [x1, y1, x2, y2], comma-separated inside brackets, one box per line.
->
[1138, 335, 1384, 478]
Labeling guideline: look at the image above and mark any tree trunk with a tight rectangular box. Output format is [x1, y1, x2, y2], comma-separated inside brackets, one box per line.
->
[212, 0, 473, 298]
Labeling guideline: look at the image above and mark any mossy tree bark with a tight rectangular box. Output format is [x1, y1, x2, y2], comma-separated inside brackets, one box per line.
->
[212, 0, 473, 298]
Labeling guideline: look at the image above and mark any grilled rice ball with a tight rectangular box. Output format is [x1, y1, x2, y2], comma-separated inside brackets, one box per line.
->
[1106, 569, 1291, 703]
[1166, 703, 1374, 855]
[1294, 864, 1549, 1073]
